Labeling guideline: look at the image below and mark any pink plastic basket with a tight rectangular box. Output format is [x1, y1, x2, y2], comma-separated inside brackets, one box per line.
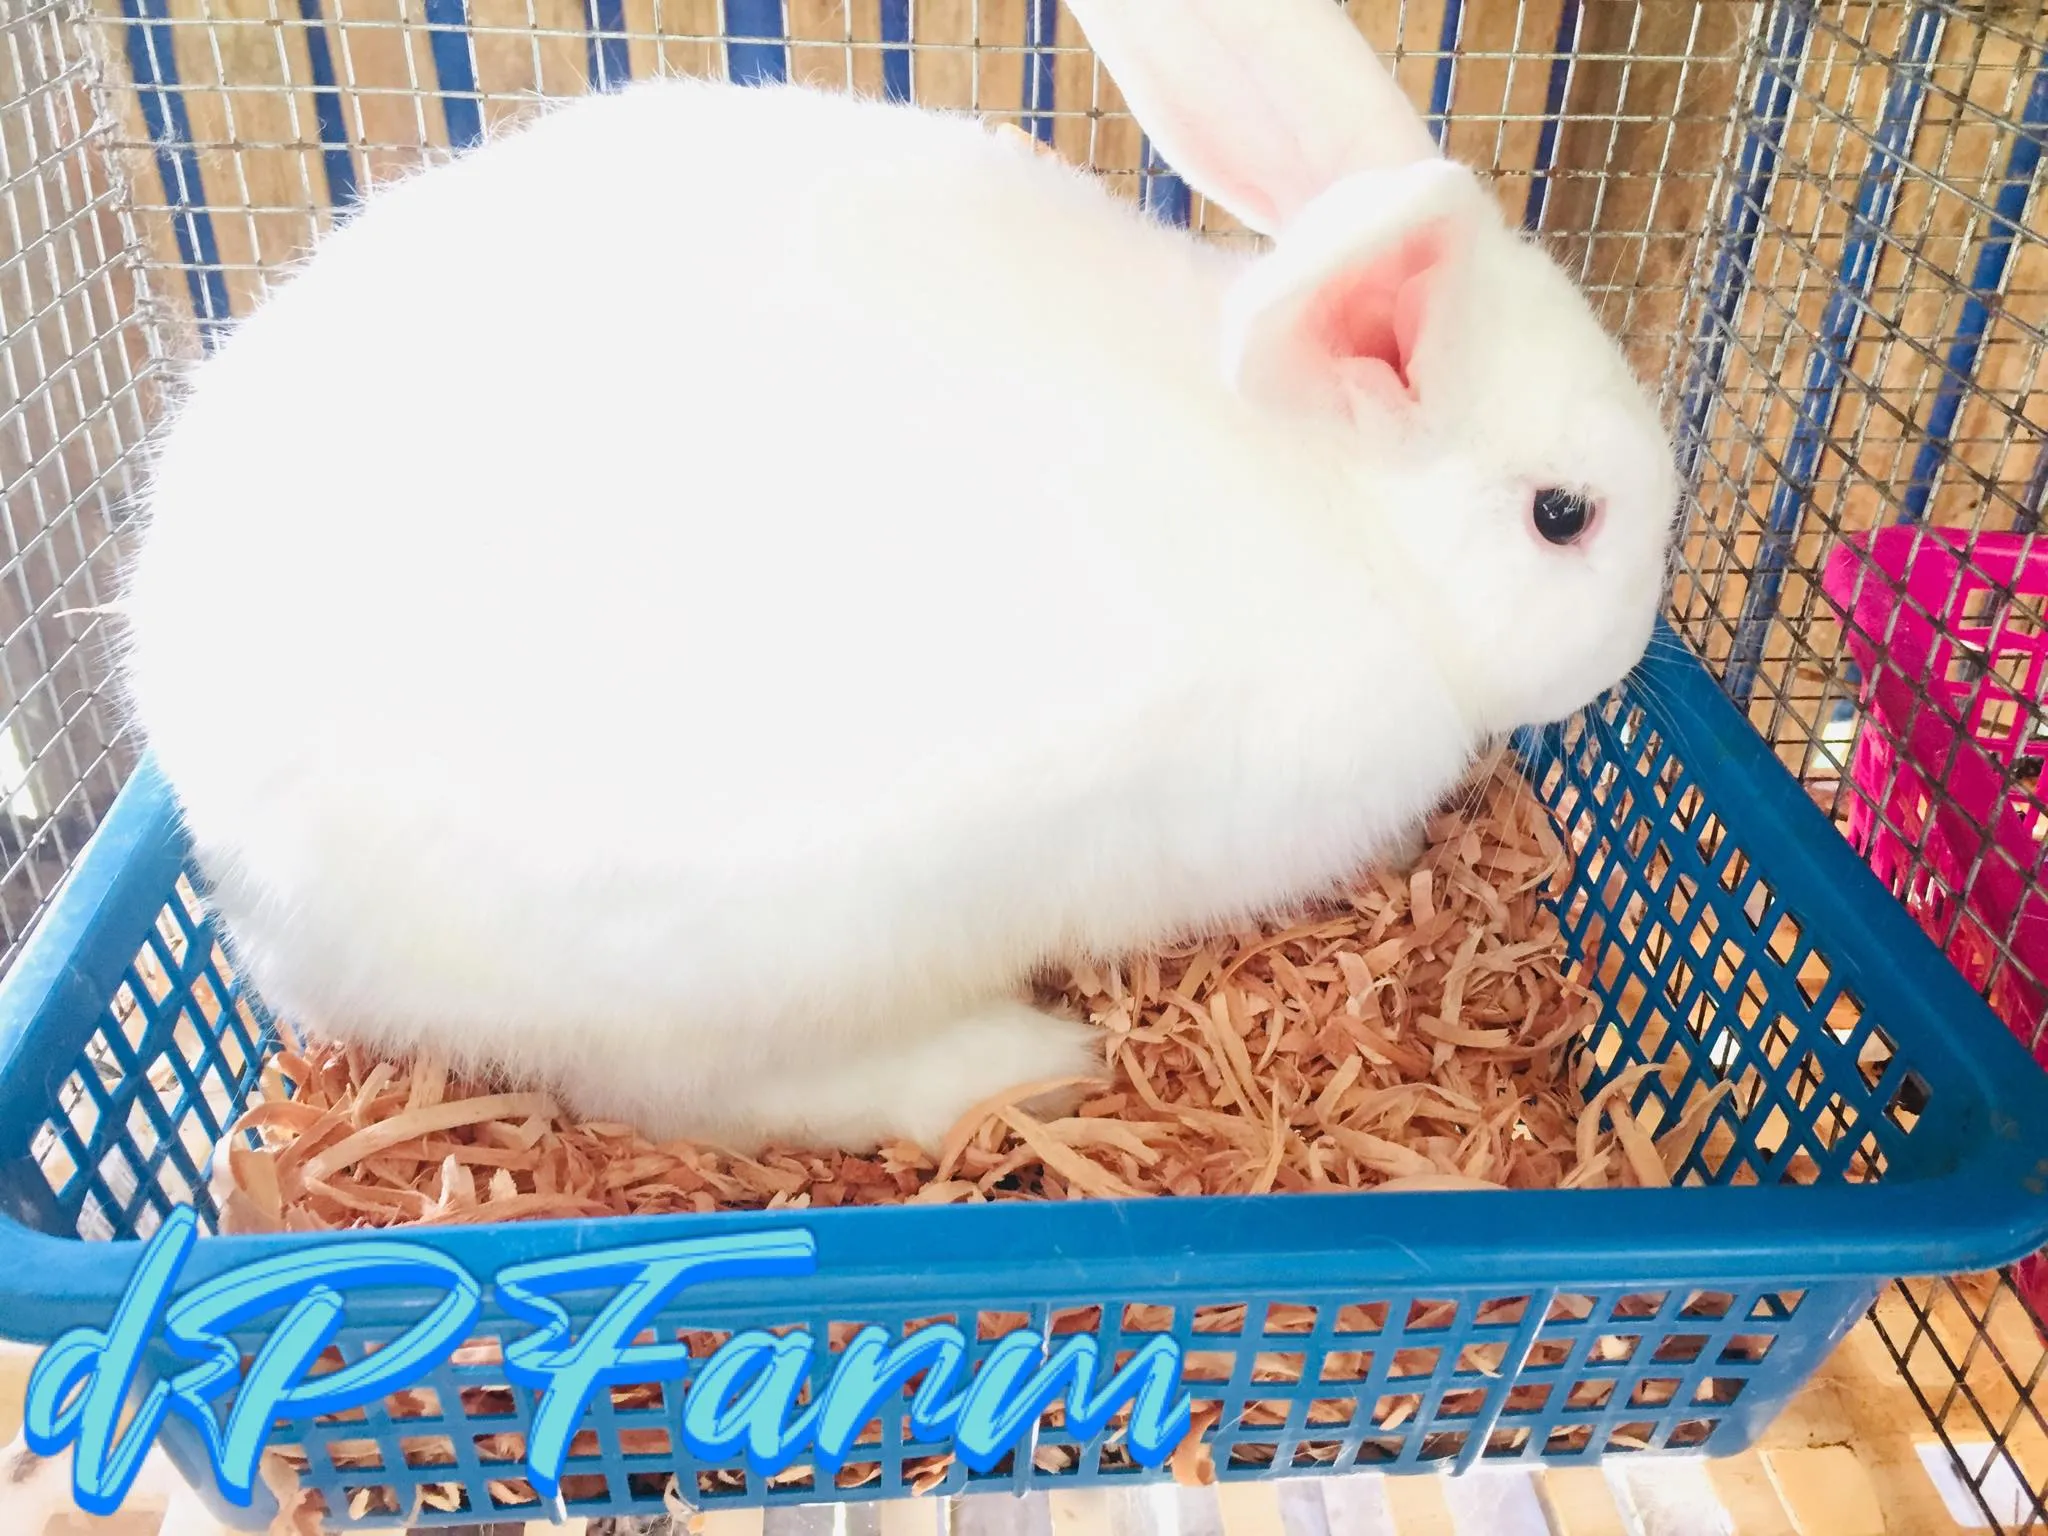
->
[1822, 527, 2048, 1061]
[1822, 527, 2048, 1316]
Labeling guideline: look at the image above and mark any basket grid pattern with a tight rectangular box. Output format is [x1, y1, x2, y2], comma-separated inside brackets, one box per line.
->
[1537, 705, 1922, 1189]
[23, 872, 269, 1241]
[251, 1283, 1838, 1522]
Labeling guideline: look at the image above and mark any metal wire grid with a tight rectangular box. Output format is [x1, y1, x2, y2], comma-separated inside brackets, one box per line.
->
[0, 0, 156, 965]
[1667, 1, 2048, 1529]
[1877, 1274, 2048, 1531]
[81, 0, 1752, 395]
[1670, 0, 2045, 865]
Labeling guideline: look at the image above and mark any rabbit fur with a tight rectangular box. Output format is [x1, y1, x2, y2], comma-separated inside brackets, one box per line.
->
[118, 0, 1681, 1153]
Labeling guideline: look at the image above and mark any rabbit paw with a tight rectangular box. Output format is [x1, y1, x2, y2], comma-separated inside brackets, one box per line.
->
[889, 1001, 1106, 1152]
[737, 1002, 1105, 1155]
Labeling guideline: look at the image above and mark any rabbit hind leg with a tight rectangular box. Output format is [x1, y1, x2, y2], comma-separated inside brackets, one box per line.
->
[724, 1000, 1105, 1156]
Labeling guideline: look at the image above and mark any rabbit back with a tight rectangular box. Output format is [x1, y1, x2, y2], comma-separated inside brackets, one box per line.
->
[122, 78, 1464, 1133]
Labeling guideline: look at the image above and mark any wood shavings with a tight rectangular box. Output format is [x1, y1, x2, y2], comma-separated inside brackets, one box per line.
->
[258, 1449, 327, 1536]
[219, 757, 1715, 1234]
[1170, 1402, 1224, 1486]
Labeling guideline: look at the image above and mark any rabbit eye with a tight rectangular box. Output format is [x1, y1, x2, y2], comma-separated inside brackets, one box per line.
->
[1532, 488, 1593, 546]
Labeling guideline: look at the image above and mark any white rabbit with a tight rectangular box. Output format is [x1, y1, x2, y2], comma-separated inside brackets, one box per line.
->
[118, 0, 1679, 1154]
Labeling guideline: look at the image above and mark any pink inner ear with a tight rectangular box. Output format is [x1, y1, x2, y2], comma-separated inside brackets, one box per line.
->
[1309, 223, 1450, 397]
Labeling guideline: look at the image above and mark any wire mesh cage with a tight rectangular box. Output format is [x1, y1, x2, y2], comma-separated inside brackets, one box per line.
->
[4, 0, 2048, 1528]
[1658, 4, 2048, 1531]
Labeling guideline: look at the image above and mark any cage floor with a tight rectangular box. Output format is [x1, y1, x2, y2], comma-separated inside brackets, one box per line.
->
[4, 1293, 2035, 1536]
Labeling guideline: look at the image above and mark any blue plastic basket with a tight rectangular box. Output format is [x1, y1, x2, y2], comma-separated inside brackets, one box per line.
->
[3, 630, 2047, 1530]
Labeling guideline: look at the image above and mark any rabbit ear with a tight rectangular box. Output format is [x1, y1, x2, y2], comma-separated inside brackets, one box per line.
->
[1061, 0, 1440, 236]
[1222, 160, 1489, 417]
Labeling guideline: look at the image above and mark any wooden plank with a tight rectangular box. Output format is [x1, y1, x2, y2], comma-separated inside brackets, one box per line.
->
[1763, 1445, 1888, 1536]
[880, 1494, 950, 1536]
[1274, 1478, 1333, 1536]
[765, 1505, 841, 1536]
[953, 1491, 1052, 1536]
[1943, 249, 2047, 531]
[73, 2, 204, 349]
[1535, 1466, 1629, 1536]
[1809, 1324, 1976, 1534]
[1318, 1473, 1396, 1536]
[1704, 1450, 1799, 1536]
[1437, 1467, 1550, 1535]
[701, 1505, 770, 1536]
[789, 0, 856, 92]
[43, 1511, 177, 1536]
[467, 0, 588, 132]
[157, 1488, 245, 1536]
[8, 1435, 194, 1536]
[847, 0, 888, 96]
[903, 0, 976, 112]
[974, 0, 1026, 127]
[1440, 0, 1569, 224]
[1858, 16, 2040, 533]
[323, 0, 452, 191]
[1375, 1472, 1456, 1536]
[1757, 1370, 1857, 1450]
[1046, 1488, 1115, 1536]
[1174, 1483, 1227, 1536]
[1046, 0, 1190, 223]
[1068, 39, 1142, 207]
[618, 0, 720, 85]
[1348, 0, 1447, 105]
[0, 1341, 35, 1445]
[158, 0, 331, 316]
[1213, 1481, 1286, 1536]
[1544, 0, 1748, 383]
[1606, 1459, 1739, 1536]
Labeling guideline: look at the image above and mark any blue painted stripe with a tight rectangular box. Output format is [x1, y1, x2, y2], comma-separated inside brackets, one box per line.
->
[725, 0, 787, 85]
[1900, 61, 2048, 522]
[2024, 440, 2048, 533]
[1024, 0, 1057, 145]
[1140, 136, 1191, 228]
[879, 0, 911, 102]
[296, 0, 359, 207]
[1427, 0, 1463, 147]
[1523, 0, 1582, 231]
[585, 0, 630, 90]
[422, 0, 483, 147]
[119, 0, 231, 346]
[1724, 4, 1946, 705]
[1677, 0, 1812, 478]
